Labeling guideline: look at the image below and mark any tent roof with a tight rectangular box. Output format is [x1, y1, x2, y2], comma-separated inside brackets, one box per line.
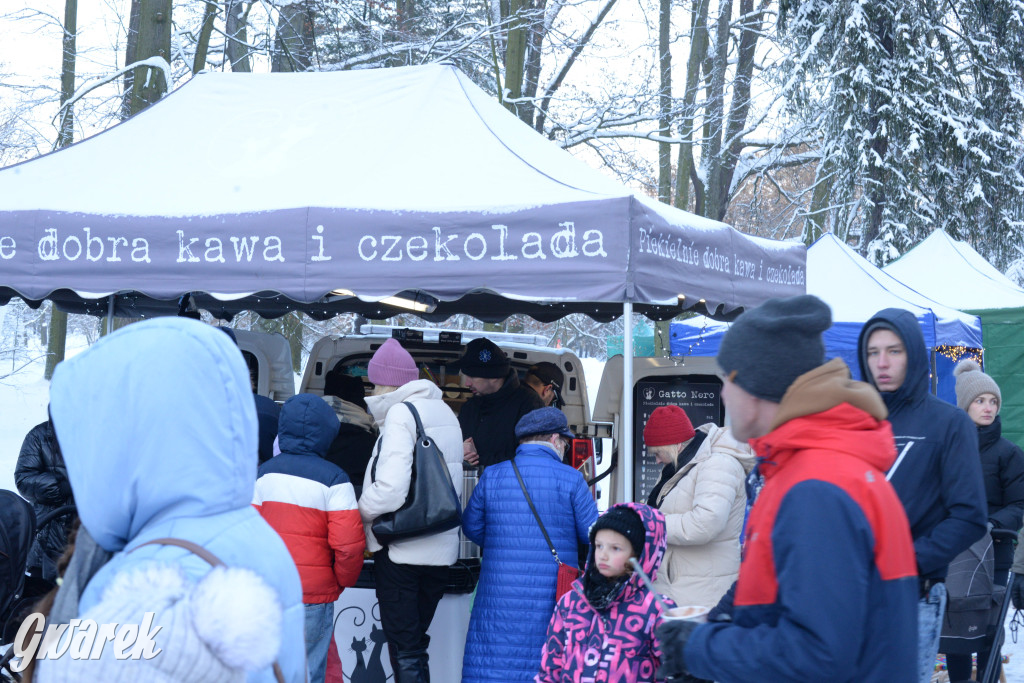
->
[810, 234, 979, 346]
[671, 233, 982, 348]
[883, 230, 1024, 310]
[0, 64, 804, 322]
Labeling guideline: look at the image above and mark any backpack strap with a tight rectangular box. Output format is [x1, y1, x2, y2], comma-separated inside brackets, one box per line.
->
[134, 537, 226, 567]
[131, 538, 286, 683]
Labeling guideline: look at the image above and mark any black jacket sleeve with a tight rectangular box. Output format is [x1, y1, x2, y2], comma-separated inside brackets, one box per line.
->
[990, 439, 1024, 531]
[14, 423, 69, 506]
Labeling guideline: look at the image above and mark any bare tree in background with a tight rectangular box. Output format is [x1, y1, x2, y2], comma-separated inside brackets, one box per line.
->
[44, 0, 79, 379]
[272, 1, 316, 72]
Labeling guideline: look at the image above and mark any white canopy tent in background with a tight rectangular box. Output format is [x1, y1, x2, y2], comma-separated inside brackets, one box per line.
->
[670, 233, 982, 404]
[0, 64, 806, 502]
[884, 230, 1024, 309]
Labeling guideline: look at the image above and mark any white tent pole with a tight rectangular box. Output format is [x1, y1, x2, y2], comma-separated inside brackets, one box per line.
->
[106, 295, 114, 335]
[622, 302, 634, 503]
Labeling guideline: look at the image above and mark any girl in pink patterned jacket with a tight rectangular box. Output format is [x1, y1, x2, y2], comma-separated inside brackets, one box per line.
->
[536, 503, 676, 683]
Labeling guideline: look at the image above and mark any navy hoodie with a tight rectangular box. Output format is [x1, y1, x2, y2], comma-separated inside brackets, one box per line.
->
[857, 309, 987, 580]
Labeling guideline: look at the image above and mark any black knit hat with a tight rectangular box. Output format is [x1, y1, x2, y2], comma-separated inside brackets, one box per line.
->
[590, 506, 645, 559]
[456, 337, 510, 379]
[717, 295, 832, 403]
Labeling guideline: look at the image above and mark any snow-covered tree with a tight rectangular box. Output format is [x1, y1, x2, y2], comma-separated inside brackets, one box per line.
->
[778, 0, 1024, 266]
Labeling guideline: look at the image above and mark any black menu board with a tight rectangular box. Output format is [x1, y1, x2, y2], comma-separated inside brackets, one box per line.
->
[633, 375, 724, 503]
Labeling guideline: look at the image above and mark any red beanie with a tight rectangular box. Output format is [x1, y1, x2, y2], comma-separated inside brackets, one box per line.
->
[643, 405, 696, 447]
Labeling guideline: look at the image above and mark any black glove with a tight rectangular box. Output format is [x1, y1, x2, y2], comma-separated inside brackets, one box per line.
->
[656, 619, 699, 680]
[1012, 573, 1024, 611]
[707, 581, 735, 623]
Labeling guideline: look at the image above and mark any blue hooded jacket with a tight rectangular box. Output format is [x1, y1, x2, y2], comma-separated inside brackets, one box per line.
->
[857, 308, 987, 579]
[49, 318, 306, 683]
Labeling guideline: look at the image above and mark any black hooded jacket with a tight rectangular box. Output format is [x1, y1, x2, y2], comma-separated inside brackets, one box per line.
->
[857, 308, 987, 580]
[459, 369, 544, 469]
[977, 416, 1024, 570]
[14, 420, 75, 579]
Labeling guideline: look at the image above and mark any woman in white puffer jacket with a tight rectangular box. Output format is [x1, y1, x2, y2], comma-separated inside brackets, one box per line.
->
[358, 338, 464, 683]
[645, 405, 756, 609]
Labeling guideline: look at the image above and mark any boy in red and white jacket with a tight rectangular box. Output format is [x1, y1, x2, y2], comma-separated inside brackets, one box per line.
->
[253, 393, 366, 682]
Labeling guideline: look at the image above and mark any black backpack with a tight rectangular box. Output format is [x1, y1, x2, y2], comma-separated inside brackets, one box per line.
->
[940, 533, 1005, 654]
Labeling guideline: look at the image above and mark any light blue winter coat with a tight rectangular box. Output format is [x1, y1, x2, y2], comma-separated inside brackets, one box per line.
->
[48, 318, 306, 683]
[461, 441, 598, 683]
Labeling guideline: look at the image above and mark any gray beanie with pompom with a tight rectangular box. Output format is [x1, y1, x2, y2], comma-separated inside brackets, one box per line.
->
[954, 359, 1001, 412]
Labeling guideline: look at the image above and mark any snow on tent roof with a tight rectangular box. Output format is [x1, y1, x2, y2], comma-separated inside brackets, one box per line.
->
[883, 230, 1024, 310]
[0, 64, 805, 322]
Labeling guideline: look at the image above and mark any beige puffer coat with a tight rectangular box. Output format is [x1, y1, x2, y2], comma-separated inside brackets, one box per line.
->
[651, 423, 756, 608]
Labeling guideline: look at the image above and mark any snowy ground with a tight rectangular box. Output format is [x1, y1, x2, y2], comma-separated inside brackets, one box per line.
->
[3, 342, 1024, 678]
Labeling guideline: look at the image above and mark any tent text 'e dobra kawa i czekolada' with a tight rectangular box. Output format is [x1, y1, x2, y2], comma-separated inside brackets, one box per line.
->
[0, 64, 805, 323]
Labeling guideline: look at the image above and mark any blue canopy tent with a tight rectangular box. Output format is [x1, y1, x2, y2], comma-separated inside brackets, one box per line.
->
[670, 233, 983, 404]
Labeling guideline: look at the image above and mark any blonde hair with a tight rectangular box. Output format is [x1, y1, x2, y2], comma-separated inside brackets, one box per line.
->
[648, 444, 682, 460]
[371, 384, 399, 396]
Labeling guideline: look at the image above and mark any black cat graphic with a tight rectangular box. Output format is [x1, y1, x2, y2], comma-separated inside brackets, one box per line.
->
[346, 626, 390, 682]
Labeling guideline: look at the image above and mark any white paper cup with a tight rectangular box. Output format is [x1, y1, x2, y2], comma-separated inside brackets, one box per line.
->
[664, 605, 710, 623]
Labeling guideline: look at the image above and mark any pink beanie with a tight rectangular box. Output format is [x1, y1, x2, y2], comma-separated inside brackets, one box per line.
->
[368, 338, 419, 386]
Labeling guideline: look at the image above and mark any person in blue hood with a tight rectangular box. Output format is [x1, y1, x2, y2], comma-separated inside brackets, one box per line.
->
[43, 317, 306, 683]
[857, 308, 987, 683]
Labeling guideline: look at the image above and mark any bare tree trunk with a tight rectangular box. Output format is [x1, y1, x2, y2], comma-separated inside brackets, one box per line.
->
[225, 0, 252, 72]
[127, 0, 172, 116]
[701, 0, 732, 219]
[392, 0, 416, 65]
[519, 0, 548, 128]
[503, 0, 529, 118]
[673, 0, 710, 210]
[712, 0, 761, 221]
[272, 1, 315, 72]
[860, 16, 893, 257]
[56, 0, 77, 149]
[121, 0, 141, 119]
[657, 0, 672, 204]
[46, 0, 78, 379]
[193, 0, 218, 73]
[803, 160, 833, 244]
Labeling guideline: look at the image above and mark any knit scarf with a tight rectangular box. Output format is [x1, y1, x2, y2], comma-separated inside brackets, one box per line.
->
[582, 565, 629, 612]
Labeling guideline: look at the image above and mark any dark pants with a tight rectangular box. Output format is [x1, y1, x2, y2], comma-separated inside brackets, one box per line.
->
[374, 547, 448, 682]
[946, 569, 1008, 682]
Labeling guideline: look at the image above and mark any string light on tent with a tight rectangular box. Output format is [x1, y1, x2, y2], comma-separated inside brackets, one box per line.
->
[934, 345, 983, 365]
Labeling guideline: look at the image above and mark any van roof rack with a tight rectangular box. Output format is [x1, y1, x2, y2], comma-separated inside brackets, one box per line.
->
[357, 324, 550, 348]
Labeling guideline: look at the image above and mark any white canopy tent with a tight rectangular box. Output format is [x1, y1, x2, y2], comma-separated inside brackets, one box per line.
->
[670, 233, 982, 403]
[883, 230, 1024, 310]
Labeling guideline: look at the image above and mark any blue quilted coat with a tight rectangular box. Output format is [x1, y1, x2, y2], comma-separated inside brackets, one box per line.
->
[462, 442, 599, 683]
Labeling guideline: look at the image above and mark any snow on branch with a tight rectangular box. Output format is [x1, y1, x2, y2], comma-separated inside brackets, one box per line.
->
[57, 57, 173, 117]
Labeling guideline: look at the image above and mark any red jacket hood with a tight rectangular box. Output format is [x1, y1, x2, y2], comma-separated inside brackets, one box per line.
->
[751, 359, 896, 477]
